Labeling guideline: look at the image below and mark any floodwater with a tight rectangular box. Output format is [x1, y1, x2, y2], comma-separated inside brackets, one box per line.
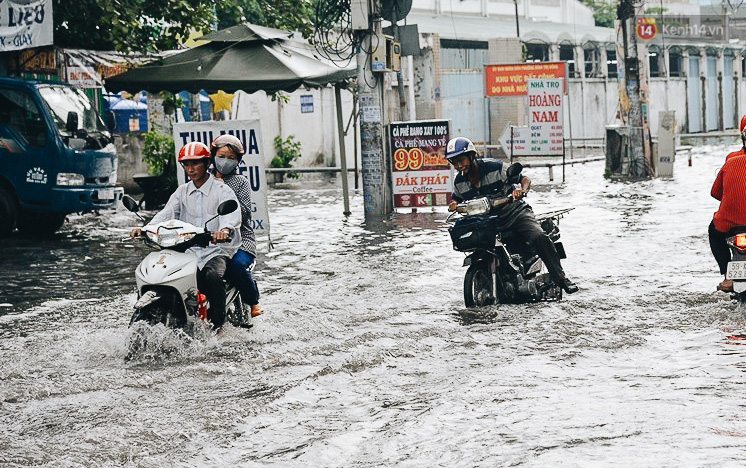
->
[2, 145, 746, 466]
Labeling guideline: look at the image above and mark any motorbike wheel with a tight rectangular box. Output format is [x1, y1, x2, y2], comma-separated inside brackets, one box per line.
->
[464, 263, 495, 307]
[226, 296, 252, 329]
[130, 304, 186, 329]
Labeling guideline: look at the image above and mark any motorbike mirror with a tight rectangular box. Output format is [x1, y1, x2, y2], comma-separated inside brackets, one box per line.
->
[121, 195, 139, 212]
[217, 199, 238, 215]
[122, 194, 147, 223]
[204, 199, 238, 231]
[506, 162, 523, 179]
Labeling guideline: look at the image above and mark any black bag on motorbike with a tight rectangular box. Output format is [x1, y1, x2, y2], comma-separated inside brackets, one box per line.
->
[449, 217, 495, 251]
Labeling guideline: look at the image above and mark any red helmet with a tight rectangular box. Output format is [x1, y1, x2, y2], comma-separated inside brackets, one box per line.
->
[178, 142, 211, 162]
[740, 114, 746, 136]
[210, 134, 245, 158]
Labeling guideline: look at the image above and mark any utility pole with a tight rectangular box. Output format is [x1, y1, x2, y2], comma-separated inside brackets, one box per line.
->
[615, 0, 653, 178]
[355, 2, 392, 216]
[392, 21, 409, 121]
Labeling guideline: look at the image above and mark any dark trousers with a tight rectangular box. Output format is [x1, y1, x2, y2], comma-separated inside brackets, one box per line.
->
[709, 220, 732, 275]
[510, 209, 567, 282]
[225, 250, 260, 305]
[197, 256, 228, 328]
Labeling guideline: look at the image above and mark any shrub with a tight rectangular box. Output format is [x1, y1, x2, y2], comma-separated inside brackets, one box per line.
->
[271, 135, 302, 179]
[142, 130, 177, 191]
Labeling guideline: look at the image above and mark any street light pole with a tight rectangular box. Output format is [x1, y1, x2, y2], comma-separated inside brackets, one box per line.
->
[514, 0, 520, 37]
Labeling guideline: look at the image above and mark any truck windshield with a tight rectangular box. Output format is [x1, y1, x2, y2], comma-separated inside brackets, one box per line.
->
[38, 85, 107, 134]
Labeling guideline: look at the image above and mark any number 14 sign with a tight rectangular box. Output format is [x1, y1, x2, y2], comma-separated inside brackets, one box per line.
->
[636, 18, 657, 41]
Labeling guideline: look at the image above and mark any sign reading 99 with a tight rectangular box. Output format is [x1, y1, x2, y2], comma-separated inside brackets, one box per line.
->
[393, 148, 425, 171]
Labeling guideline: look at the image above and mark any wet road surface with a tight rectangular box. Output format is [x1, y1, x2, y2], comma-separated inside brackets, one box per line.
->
[2, 146, 746, 466]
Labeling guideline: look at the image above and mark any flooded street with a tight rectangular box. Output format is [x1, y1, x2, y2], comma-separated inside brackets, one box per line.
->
[3, 145, 746, 466]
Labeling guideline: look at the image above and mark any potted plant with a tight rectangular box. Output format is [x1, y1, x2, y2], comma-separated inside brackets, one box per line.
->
[135, 130, 177, 209]
[270, 135, 302, 183]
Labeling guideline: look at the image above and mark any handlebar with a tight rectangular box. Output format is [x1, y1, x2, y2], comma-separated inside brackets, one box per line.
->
[455, 194, 514, 214]
[130, 230, 233, 251]
[446, 195, 515, 223]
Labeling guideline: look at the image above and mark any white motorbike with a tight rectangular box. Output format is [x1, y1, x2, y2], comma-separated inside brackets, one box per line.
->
[122, 195, 252, 332]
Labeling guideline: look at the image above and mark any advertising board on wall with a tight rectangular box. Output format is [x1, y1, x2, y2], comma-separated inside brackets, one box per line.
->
[172, 120, 270, 240]
[527, 79, 564, 155]
[0, 0, 53, 52]
[389, 120, 451, 208]
[485, 62, 567, 97]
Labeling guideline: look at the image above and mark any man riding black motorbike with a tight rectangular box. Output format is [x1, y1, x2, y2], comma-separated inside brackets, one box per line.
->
[445, 136, 578, 294]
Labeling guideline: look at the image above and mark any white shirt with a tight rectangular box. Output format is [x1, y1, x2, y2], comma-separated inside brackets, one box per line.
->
[145, 174, 240, 269]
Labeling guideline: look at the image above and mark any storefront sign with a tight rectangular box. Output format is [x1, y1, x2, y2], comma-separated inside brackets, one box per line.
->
[485, 62, 567, 97]
[19, 48, 56, 73]
[527, 79, 564, 155]
[389, 119, 451, 208]
[67, 66, 99, 88]
[0, 0, 53, 52]
[173, 120, 270, 239]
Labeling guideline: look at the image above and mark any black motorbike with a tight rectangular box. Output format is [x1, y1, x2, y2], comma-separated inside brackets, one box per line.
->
[447, 194, 573, 307]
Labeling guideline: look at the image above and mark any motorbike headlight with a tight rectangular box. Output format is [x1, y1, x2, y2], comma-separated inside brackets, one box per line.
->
[464, 198, 490, 216]
[144, 229, 196, 247]
[157, 230, 180, 247]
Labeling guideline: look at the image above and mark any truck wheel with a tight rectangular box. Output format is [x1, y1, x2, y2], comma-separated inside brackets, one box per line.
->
[0, 186, 17, 236]
[17, 211, 66, 235]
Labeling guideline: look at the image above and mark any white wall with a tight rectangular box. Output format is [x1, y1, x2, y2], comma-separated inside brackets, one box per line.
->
[412, 0, 594, 26]
[649, 79, 688, 135]
[232, 87, 358, 168]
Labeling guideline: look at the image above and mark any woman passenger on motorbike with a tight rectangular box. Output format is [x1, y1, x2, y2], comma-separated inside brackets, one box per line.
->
[445, 136, 578, 294]
[210, 134, 264, 317]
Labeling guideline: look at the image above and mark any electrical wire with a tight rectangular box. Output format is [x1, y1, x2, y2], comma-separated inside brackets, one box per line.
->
[313, 0, 361, 65]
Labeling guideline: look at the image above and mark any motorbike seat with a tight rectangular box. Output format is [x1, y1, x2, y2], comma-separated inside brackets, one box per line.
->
[726, 226, 746, 236]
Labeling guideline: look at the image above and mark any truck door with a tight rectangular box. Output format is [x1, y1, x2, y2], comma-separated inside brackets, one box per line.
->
[0, 86, 53, 207]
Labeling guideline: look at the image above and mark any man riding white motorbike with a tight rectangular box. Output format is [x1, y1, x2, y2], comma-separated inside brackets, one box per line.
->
[130, 141, 240, 330]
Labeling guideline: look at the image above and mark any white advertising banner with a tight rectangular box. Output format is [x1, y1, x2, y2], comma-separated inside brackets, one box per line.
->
[67, 66, 99, 88]
[526, 79, 564, 156]
[172, 120, 270, 243]
[499, 124, 532, 157]
[389, 120, 451, 208]
[0, 0, 53, 52]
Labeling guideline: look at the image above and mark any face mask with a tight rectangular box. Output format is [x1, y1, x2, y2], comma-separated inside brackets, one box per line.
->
[214, 156, 239, 175]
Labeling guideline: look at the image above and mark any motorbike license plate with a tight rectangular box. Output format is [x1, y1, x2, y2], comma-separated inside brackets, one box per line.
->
[97, 189, 115, 200]
[726, 261, 746, 279]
